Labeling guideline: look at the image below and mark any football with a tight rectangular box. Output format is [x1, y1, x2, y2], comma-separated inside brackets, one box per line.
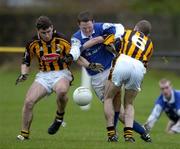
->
[73, 86, 93, 106]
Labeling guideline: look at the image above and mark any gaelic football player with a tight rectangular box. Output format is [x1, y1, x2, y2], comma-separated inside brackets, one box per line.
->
[103, 20, 153, 142]
[144, 79, 180, 134]
[16, 16, 72, 140]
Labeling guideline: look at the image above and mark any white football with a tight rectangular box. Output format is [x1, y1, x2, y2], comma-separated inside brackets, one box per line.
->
[73, 86, 92, 106]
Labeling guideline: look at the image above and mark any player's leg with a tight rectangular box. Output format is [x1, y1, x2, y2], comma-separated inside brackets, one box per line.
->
[123, 89, 137, 142]
[17, 82, 47, 140]
[48, 78, 70, 134]
[91, 69, 109, 102]
[113, 91, 121, 128]
[122, 57, 147, 142]
[104, 80, 120, 142]
[104, 55, 128, 141]
[91, 69, 121, 132]
[118, 105, 151, 142]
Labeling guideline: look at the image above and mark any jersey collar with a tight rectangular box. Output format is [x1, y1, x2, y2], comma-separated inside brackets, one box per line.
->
[81, 30, 95, 39]
[163, 90, 175, 104]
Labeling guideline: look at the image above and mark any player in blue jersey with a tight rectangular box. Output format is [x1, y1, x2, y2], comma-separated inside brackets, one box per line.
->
[144, 79, 180, 134]
[65, 11, 151, 142]
[68, 11, 121, 136]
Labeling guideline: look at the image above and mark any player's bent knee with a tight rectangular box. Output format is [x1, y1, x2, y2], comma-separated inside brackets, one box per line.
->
[55, 84, 69, 95]
[57, 90, 68, 99]
[24, 99, 35, 110]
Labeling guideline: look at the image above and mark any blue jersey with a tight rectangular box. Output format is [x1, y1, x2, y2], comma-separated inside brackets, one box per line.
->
[155, 90, 180, 122]
[72, 23, 115, 76]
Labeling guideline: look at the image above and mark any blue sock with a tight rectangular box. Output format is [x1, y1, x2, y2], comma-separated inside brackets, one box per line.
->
[133, 120, 145, 135]
[114, 112, 120, 128]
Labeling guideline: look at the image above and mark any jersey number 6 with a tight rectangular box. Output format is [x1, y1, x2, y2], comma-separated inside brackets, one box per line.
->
[132, 35, 147, 51]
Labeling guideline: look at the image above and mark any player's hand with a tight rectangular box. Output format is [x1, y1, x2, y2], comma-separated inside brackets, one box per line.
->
[63, 54, 73, 64]
[88, 63, 104, 72]
[105, 44, 119, 57]
[15, 74, 28, 85]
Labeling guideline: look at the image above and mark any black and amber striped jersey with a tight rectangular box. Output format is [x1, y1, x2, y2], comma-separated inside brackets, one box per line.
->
[22, 31, 71, 72]
[119, 29, 153, 64]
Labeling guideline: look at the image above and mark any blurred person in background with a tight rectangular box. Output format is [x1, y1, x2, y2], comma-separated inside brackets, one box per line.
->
[144, 79, 180, 134]
[65, 10, 151, 142]
[103, 20, 153, 142]
[16, 16, 72, 140]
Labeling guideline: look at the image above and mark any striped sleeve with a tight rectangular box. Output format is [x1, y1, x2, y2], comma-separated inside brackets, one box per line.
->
[22, 41, 35, 66]
[146, 42, 153, 61]
[103, 34, 115, 45]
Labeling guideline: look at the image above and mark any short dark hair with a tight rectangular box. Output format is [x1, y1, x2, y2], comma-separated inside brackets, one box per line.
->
[77, 11, 94, 24]
[36, 16, 53, 30]
[135, 20, 151, 36]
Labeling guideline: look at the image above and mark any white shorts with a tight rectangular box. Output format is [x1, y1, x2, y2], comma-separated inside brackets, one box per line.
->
[170, 122, 180, 133]
[112, 54, 146, 91]
[35, 69, 72, 94]
[91, 68, 110, 101]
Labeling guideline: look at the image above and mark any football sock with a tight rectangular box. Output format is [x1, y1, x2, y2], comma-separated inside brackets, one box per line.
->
[21, 130, 29, 139]
[124, 127, 133, 138]
[114, 111, 120, 128]
[55, 111, 64, 122]
[133, 120, 146, 135]
[107, 126, 116, 138]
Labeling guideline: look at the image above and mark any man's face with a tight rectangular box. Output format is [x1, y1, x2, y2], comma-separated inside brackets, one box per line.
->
[160, 82, 172, 99]
[79, 21, 94, 37]
[38, 26, 53, 42]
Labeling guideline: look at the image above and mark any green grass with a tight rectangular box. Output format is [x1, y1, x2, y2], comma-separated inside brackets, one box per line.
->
[0, 68, 180, 149]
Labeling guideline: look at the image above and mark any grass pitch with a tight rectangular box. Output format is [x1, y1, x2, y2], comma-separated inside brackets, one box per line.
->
[0, 68, 180, 149]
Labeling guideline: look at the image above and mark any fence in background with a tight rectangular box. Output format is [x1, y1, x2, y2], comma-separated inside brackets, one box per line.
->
[151, 51, 180, 71]
[0, 47, 180, 72]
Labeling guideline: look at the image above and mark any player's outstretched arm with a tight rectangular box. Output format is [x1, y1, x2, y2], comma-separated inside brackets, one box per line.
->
[66, 37, 103, 64]
[105, 43, 119, 57]
[82, 36, 104, 49]
[144, 104, 163, 132]
[15, 64, 29, 85]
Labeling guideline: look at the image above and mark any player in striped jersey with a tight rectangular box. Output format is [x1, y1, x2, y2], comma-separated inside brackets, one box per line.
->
[104, 20, 153, 142]
[16, 16, 72, 140]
